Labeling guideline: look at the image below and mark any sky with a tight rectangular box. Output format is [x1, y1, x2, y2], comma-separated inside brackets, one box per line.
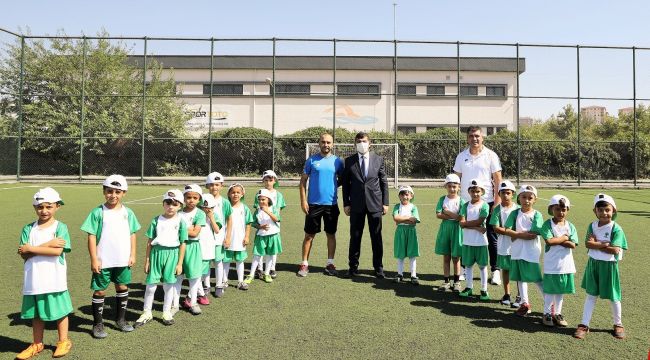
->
[2, 0, 650, 119]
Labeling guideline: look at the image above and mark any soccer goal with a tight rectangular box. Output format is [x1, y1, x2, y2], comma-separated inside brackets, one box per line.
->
[306, 143, 399, 188]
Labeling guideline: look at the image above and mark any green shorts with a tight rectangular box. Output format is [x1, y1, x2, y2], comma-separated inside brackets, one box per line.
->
[581, 257, 622, 301]
[253, 233, 283, 257]
[202, 260, 212, 276]
[543, 273, 575, 294]
[394, 226, 419, 259]
[90, 266, 132, 291]
[21, 290, 73, 322]
[214, 245, 226, 263]
[461, 245, 489, 267]
[434, 220, 462, 257]
[146, 245, 180, 285]
[497, 255, 511, 271]
[224, 250, 248, 263]
[509, 259, 543, 283]
[182, 240, 203, 280]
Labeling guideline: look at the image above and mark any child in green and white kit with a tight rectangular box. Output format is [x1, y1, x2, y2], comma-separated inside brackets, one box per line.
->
[81, 174, 141, 339]
[246, 189, 282, 284]
[205, 172, 232, 297]
[253, 170, 286, 278]
[224, 183, 253, 290]
[539, 194, 578, 328]
[574, 193, 628, 340]
[434, 174, 464, 292]
[197, 193, 222, 305]
[17, 188, 72, 359]
[392, 185, 421, 285]
[135, 190, 188, 328]
[458, 179, 491, 301]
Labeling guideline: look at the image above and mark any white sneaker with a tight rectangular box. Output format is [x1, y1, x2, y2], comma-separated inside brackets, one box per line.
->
[134, 311, 153, 328]
[491, 269, 502, 285]
[459, 273, 466, 281]
[170, 306, 179, 316]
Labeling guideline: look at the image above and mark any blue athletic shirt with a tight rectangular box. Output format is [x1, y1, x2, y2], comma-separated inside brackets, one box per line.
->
[304, 153, 344, 205]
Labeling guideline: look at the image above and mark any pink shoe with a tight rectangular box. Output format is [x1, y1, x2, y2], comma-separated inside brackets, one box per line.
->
[181, 297, 192, 309]
[197, 295, 210, 305]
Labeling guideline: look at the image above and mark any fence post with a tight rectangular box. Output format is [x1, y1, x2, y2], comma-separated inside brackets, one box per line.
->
[140, 37, 148, 183]
[576, 45, 581, 186]
[393, 39, 398, 142]
[208, 38, 214, 174]
[332, 38, 336, 142]
[79, 37, 87, 181]
[17, 36, 25, 181]
[632, 47, 637, 187]
[456, 41, 461, 153]
[271, 38, 276, 171]
[516, 43, 521, 185]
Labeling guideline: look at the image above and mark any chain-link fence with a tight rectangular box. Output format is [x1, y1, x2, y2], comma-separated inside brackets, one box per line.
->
[1, 28, 649, 184]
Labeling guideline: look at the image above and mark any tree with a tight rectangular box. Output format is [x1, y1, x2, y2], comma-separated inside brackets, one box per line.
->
[0, 30, 190, 175]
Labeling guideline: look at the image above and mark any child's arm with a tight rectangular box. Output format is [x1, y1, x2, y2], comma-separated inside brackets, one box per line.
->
[129, 233, 137, 267]
[187, 224, 201, 238]
[144, 239, 152, 274]
[87, 234, 101, 273]
[460, 216, 485, 228]
[243, 224, 251, 246]
[224, 216, 233, 248]
[263, 207, 279, 222]
[176, 243, 186, 275]
[493, 225, 507, 235]
[545, 234, 569, 246]
[18, 243, 64, 257]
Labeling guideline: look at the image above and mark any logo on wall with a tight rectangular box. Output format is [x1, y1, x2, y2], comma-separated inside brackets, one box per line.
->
[322, 105, 378, 125]
[184, 105, 229, 134]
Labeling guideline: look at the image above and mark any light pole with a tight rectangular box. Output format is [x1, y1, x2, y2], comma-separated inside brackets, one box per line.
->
[266, 76, 275, 171]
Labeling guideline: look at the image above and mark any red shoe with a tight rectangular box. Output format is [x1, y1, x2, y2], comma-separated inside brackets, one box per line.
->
[515, 303, 531, 317]
[197, 295, 210, 305]
[297, 264, 309, 277]
[181, 297, 192, 309]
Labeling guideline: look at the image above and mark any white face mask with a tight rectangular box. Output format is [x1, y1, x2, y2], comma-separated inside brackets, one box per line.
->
[356, 141, 369, 154]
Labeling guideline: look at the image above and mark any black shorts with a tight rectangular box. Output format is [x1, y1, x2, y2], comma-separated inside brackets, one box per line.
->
[304, 204, 340, 235]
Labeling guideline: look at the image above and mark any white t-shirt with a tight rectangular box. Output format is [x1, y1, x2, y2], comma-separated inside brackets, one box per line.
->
[255, 209, 280, 236]
[97, 205, 132, 268]
[543, 221, 577, 274]
[227, 204, 252, 252]
[23, 221, 68, 295]
[179, 208, 203, 241]
[214, 197, 226, 246]
[443, 196, 461, 216]
[151, 216, 183, 247]
[494, 203, 518, 256]
[198, 215, 217, 260]
[508, 209, 543, 263]
[588, 221, 624, 262]
[461, 200, 489, 247]
[453, 146, 502, 203]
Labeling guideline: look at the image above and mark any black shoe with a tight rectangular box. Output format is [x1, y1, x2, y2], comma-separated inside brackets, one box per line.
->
[92, 323, 108, 339]
[410, 276, 419, 286]
[270, 270, 278, 279]
[374, 270, 385, 279]
[393, 274, 404, 283]
[346, 268, 360, 278]
[116, 319, 134, 332]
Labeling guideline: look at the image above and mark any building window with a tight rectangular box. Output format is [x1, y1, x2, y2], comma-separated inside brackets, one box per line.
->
[273, 83, 311, 95]
[203, 84, 243, 95]
[337, 83, 380, 96]
[427, 85, 445, 96]
[460, 85, 478, 96]
[486, 127, 495, 136]
[397, 85, 416, 96]
[397, 126, 416, 134]
[486, 85, 506, 97]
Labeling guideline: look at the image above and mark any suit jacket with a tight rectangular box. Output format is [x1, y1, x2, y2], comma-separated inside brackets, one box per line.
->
[342, 152, 389, 213]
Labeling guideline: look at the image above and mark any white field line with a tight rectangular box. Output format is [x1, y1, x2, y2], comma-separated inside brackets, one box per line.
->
[123, 195, 161, 204]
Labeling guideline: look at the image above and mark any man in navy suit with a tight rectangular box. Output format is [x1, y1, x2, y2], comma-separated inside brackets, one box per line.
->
[342, 131, 390, 278]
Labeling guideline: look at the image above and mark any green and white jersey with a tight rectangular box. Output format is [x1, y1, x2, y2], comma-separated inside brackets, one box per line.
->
[146, 215, 188, 247]
[227, 203, 253, 252]
[392, 203, 420, 227]
[20, 221, 71, 295]
[253, 189, 286, 212]
[539, 219, 578, 274]
[505, 208, 544, 263]
[253, 207, 281, 236]
[459, 200, 489, 246]
[214, 195, 232, 245]
[586, 221, 627, 262]
[80, 204, 141, 268]
[179, 207, 207, 241]
[435, 195, 464, 221]
[488, 203, 519, 256]
[199, 211, 222, 260]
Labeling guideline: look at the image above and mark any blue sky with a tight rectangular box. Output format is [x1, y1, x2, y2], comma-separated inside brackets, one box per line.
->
[2, 0, 650, 119]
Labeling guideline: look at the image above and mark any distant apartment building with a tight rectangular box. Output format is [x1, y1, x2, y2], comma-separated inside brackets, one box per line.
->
[580, 106, 607, 124]
[131, 55, 526, 136]
[519, 116, 534, 127]
[618, 107, 634, 117]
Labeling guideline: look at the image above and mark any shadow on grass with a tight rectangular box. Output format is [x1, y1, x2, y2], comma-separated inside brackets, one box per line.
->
[618, 210, 650, 218]
[7, 312, 93, 336]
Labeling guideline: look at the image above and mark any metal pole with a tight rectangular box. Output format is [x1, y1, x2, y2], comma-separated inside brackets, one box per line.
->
[332, 39, 336, 142]
[140, 37, 148, 183]
[632, 47, 637, 186]
[271, 38, 276, 171]
[576, 45, 581, 186]
[516, 44, 521, 185]
[456, 41, 461, 152]
[208, 38, 214, 173]
[393, 39, 398, 141]
[16, 37, 25, 181]
[79, 37, 87, 181]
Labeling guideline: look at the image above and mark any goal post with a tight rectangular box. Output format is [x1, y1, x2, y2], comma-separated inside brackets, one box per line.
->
[306, 143, 399, 188]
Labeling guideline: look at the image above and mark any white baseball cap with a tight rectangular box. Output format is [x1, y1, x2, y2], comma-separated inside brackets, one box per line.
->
[200, 193, 217, 208]
[594, 193, 618, 220]
[548, 194, 571, 215]
[262, 170, 280, 188]
[498, 180, 516, 193]
[257, 188, 274, 205]
[206, 172, 225, 185]
[398, 185, 414, 195]
[163, 189, 184, 204]
[228, 183, 246, 199]
[183, 184, 203, 197]
[33, 187, 64, 206]
[103, 174, 128, 191]
[517, 185, 538, 205]
[444, 174, 461, 185]
[467, 178, 486, 193]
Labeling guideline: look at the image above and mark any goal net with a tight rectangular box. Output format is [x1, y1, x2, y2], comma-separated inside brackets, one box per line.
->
[306, 143, 399, 188]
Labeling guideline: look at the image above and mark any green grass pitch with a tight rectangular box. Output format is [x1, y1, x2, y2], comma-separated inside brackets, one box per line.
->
[1, 184, 648, 359]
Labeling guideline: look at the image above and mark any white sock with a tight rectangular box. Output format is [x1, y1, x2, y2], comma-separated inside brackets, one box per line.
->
[327, 258, 334, 265]
[519, 282, 529, 304]
[581, 294, 598, 326]
[301, 260, 308, 266]
[271, 255, 278, 270]
[466, 265, 474, 289]
[250, 256, 261, 276]
[264, 256, 273, 275]
[162, 284, 174, 313]
[197, 278, 205, 297]
[258, 258, 264, 271]
[409, 258, 417, 278]
[236, 261, 245, 282]
[611, 300, 622, 326]
[215, 261, 224, 288]
[223, 262, 231, 284]
[555, 294, 564, 314]
[144, 284, 157, 312]
[202, 274, 210, 291]
[173, 275, 185, 308]
[479, 266, 488, 291]
[543, 293, 554, 314]
[396, 259, 404, 275]
[189, 278, 201, 305]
